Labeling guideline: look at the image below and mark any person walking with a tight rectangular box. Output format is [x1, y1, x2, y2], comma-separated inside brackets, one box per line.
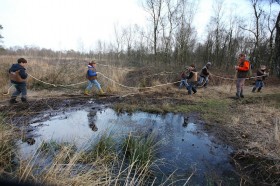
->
[179, 67, 189, 90]
[235, 53, 250, 98]
[186, 64, 198, 95]
[252, 65, 268, 93]
[197, 62, 211, 88]
[84, 61, 105, 96]
[9, 58, 28, 104]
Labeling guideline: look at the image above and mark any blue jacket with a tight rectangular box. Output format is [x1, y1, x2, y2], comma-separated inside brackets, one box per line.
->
[86, 66, 97, 80]
[87, 67, 97, 77]
[9, 64, 28, 84]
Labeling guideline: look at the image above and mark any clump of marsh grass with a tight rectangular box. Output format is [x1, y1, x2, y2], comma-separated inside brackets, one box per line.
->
[0, 114, 16, 174]
[112, 131, 161, 186]
[15, 131, 165, 186]
[79, 133, 117, 164]
[122, 132, 159, 167]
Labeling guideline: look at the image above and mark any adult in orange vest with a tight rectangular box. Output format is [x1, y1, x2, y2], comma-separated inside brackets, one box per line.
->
[234, 53, 250, 98]
[9, 58, 28, 104]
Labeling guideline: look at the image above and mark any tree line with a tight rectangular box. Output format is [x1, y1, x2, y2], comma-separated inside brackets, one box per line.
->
[0, 0, 279, 76]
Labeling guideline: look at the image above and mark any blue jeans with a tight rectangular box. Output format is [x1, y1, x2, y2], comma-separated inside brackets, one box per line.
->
[85, 79, 101, 91]
[187, 82, 197, 95]
[12, 83, 27, 98]
[198, 76, 209, 87]
[179, 79, 188, 89]
[254, 80, 264, 89]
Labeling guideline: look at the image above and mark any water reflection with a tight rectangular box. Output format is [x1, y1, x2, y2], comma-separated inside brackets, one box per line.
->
[18, 106, 239, 184]
[88, 109, 98, 131]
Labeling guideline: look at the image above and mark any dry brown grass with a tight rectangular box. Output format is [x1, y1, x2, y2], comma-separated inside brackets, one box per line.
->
[0, 114, 16, 174]
[14, 133, 164, 186]
[1, 55, 280, 185]
[0, 56, 135, 98]
[229, 103, 280, 158]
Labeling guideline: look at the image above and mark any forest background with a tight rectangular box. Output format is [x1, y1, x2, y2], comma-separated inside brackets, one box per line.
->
[0, 0, 280, 76]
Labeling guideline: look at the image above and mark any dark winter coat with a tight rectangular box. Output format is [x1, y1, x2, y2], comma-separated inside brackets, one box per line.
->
[9, 64, 28, 84]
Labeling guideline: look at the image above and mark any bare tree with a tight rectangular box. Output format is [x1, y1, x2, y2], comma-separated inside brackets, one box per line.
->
[159, 0, 183, 62]
[266, 2, 277, 71]
[0, 25, 3, 49]
[239, 0, 266, 67]
[212, 0, 225, 67]
[113, 23, 125, 60]
[274, 11, 280, 76]
[174, 0, 198, 64]
[143, 0, 163, 57]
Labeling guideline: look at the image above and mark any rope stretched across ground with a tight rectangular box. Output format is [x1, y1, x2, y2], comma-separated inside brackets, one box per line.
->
[2, 67, 267, 97]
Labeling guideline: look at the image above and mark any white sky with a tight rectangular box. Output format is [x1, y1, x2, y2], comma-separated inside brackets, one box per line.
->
[0, 0, 278, 52]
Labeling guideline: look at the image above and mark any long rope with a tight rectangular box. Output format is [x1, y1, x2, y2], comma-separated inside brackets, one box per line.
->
[28, 74, 87, 87]
[2, 84, 14, 95]
[2, 70, 268, 97]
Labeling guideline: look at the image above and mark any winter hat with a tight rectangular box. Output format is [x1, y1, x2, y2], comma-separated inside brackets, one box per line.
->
[260, 65, 266, 70]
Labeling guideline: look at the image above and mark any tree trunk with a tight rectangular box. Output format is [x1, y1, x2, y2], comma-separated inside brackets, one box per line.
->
[274, 11, 280, 77]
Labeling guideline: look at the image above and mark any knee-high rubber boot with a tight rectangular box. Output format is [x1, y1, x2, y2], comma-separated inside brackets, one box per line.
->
[240, 90, 244, 98]
[21, 97, 27, 103]
[84, 89, 90, 96]
[9, 97, 18, 104]
[99, 88, 105, 95]
[236, 91, 240, 99]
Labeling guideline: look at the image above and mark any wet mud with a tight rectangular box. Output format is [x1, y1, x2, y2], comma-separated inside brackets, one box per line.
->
[0, 90, 279, 185]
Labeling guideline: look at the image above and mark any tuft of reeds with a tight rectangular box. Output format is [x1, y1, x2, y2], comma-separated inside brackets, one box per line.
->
[13, 130, 167, 186]
[0, 114, 16, 174]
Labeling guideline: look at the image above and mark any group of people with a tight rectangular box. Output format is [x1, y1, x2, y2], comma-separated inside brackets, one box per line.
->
[179, 62, 211, 95]
[8, 54, 268, 104]
[8, 59, 105, 104]
[179, 53, 269, 98]
[234, 53, 268, 99]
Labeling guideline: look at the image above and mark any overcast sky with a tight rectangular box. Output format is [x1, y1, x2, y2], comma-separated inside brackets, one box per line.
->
[0, 0, 278, 52]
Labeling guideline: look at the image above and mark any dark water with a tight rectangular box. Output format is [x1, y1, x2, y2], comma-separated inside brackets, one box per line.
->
[19, 102, 239, 185]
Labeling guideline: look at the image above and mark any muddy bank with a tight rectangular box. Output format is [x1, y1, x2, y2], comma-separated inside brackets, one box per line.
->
[0, 86, 280, 185]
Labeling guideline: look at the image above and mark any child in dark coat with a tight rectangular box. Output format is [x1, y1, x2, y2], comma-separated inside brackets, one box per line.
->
[9, 58, 28, 103]
[252, 65, 268, 93]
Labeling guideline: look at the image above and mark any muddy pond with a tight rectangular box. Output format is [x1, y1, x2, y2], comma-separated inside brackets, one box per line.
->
[18, 100, 240, 185]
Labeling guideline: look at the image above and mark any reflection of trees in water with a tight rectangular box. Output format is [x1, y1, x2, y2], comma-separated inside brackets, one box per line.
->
[162, 114, 178, 145]
[88, 110, 98, 132]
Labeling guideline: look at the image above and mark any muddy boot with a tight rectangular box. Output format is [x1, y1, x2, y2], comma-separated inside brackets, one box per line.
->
[192, 89, 197, 94]
[21, 97, 28, 103]
[240, 90, 244, 98]
[235, 91, 240, 99]
[257, 87, 262, 92]
[84, 89, 90, 96]
[9, 98, 18, 104]
[252, 87, 256, 92]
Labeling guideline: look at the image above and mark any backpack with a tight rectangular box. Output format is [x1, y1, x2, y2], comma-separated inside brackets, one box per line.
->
[180, 71, 187, 79]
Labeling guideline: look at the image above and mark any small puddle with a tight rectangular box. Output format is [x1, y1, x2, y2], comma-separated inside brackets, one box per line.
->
[19, 103, 239, 184]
